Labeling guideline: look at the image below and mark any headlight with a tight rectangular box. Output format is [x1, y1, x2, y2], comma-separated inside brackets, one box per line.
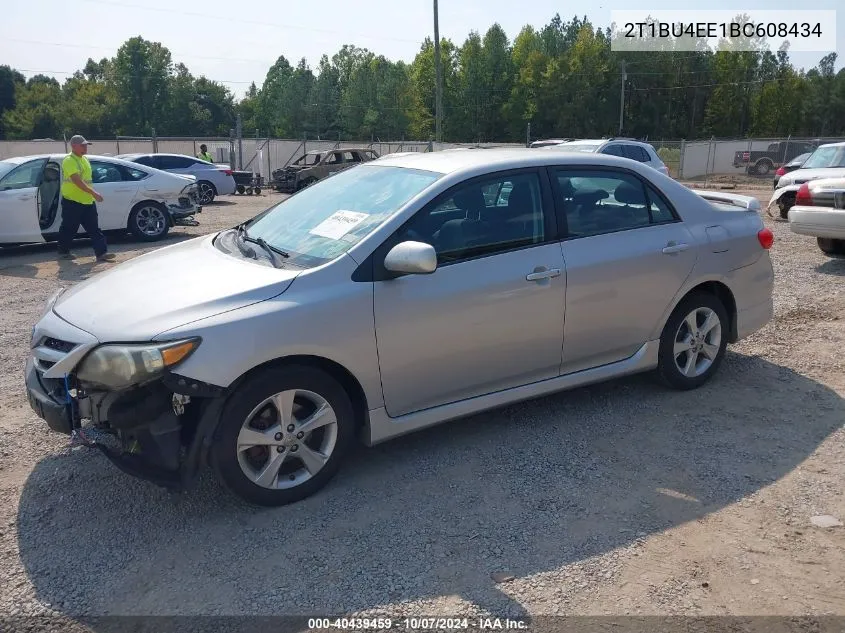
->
[76, 338, 201, 389]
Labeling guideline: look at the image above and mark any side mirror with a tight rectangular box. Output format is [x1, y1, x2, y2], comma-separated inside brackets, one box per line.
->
[384, 241, 437, 275]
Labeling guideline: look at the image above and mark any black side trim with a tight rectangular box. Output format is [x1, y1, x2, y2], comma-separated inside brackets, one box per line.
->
[162, 372, 226, 398]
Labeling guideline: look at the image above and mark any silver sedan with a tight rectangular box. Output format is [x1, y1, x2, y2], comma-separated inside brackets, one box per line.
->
[26, 149, 775, 506]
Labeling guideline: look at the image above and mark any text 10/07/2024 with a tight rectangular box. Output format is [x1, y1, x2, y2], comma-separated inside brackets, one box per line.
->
[307, 617, 529, 630]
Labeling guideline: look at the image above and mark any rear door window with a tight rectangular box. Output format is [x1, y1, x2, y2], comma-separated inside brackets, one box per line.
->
[158, 155, 194, 170]
[623, 145, 650, 162]
[552, 169, 678, 238]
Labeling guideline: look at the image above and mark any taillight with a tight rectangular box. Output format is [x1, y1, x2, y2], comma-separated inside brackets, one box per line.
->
[757, 228, 774, 249]
[795, 182, 812, 206]
[775, 167, 786, 176]
[224, 169, 233, 176]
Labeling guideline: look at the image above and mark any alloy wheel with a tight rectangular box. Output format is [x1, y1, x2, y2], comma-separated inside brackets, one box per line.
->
[236, 389, 339, 490]
[198, 182, 215, 204]
[134, 205, 167, 237]
[672, 307, 722, 378]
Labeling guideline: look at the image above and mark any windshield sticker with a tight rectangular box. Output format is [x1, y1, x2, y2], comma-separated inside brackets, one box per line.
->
[308, 210, 369, 240]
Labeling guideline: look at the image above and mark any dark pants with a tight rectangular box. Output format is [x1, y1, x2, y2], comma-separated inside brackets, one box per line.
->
[58, 198, 107, 256]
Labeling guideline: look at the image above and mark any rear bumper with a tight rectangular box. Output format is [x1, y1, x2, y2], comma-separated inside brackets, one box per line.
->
[789, 207, 845, 239]
[736, 297, 774, 340]
[217, 178, 237, 196]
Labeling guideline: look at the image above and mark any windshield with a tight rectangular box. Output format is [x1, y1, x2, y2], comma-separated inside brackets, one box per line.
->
[242, 164, 441, 267]
[0, 161, 18, 180]
[801, 146, 845, 170]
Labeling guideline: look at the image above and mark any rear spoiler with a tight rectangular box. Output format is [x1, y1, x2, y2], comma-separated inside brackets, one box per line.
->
[690, 189, 761, 211]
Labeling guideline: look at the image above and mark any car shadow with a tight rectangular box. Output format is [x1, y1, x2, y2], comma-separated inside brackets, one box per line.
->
[0, 233, 195, 281]
[815, 257, 845, 276]
[16, 351, 845, 620]
[208, 200, 237, 206]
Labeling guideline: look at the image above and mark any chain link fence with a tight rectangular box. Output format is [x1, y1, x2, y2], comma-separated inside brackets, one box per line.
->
[2, 135, 842, 188]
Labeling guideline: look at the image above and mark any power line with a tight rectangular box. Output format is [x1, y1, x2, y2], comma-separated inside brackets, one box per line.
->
[77, 0, 426, 45]
[16, 68, 257, 85]
[5, 38, 277, 66]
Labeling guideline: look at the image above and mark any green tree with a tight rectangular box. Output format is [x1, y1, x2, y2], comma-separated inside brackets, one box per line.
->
[111, 36, 173, 134]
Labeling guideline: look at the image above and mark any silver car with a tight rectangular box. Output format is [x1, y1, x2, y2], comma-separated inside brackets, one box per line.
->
[117, 153, 237, 204]
[25, 149, 774, 506]
[543, 138, 671, 176]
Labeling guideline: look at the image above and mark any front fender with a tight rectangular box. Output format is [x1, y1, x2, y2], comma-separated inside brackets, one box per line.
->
[768, 184, 800, 209]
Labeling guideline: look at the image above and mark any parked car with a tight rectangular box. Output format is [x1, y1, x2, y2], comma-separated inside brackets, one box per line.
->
[772, 152, 811, 189]
[733, 140, 817, 176]
[768, 142, 845, 219]
[787, 176, 845, 256]
[544, 138, 670, 176]
[25, 149, 774, 506]
[0, 154, 200, 245]
[116, 153, 236, 205]
[529, 139, 571, 148]
[271, 147, 380, 193]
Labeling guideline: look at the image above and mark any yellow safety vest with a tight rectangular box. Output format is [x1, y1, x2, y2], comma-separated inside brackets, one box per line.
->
[61, 153, 95, 205]
[198, 151, 213, 163]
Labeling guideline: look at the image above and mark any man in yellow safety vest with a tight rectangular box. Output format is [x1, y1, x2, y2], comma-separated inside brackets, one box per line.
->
[58, 135, 115, 262]
[197, 144, 213, 163]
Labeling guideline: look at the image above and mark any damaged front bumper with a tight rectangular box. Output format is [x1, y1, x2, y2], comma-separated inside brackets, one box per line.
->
[25, 315, 227, 491]
[164, 185, 203, 226]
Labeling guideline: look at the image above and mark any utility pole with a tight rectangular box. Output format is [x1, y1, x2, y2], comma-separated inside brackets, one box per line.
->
[618, 60, 626, 136]
[526, 122, 531, 147]
[236, 113, 243, 170]
[433, 0, 443, 144]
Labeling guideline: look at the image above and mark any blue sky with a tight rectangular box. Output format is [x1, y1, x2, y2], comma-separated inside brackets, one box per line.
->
[1, 0, 841, 98]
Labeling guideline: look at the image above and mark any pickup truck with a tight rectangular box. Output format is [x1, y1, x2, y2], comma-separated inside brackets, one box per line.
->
[733, 141, 817, 176]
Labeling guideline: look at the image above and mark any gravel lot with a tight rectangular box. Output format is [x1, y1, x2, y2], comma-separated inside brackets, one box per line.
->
[0, 188, 844, 626]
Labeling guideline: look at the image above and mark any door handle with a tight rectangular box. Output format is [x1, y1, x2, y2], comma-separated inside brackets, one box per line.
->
[526, 268, 561, 281]
[115, 188, 133, 192]
[662, 242, 689, 254]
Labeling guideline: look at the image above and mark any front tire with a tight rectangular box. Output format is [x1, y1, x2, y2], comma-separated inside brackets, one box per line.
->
[817, 238, 845, 256]
[657, 292, 729, 390]
[128, 202, 170, 242]
[210, 365, 356, 507]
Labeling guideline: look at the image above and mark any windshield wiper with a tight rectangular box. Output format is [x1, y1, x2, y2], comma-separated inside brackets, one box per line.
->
[235, 224, 289, 268]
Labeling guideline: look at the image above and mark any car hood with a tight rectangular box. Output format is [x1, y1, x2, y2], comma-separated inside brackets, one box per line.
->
[52, 234, 300, 342]
[777, 167, 845, 187]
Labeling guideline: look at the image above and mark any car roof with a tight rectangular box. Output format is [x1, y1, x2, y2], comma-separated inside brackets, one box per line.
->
[372, 147, 657, 176]
[818, 142, 845, 148]
[0, 153, 160, 169]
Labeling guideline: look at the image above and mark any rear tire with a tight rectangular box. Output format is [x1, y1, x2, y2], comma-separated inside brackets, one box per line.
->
[657, 292, 729, 390]
[128, 202, 170, 242]
[197, 181, 217, 204]
[210, 365, 356, 507]
[817, 238, 845, 256]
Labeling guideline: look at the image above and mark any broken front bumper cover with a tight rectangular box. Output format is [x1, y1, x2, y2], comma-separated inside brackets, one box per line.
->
[26, 356, 228, 491]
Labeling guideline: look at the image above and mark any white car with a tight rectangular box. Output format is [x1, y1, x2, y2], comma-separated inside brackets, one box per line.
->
[542, 138, 671, 176]
[0, 154, 201, 245]
[787, 176, 845, 256]
[768, 142, 845, 220]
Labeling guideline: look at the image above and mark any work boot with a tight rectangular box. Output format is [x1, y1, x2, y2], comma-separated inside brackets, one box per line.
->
[96, 253, 116, 262]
